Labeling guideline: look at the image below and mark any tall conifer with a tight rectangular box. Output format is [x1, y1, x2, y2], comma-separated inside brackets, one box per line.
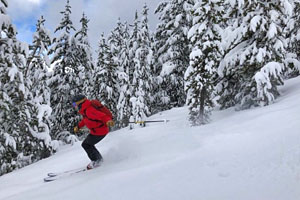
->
[48, 0, 79, 143]
[186, 0, 224, 125]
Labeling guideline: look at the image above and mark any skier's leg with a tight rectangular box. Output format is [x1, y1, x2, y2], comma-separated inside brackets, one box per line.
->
[82, 134, 106, 161]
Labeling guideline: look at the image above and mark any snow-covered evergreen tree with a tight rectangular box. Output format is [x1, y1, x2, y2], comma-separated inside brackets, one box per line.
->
[154, 0, 193, 108]
[74, 13, 94, 98]
[94, 33, 118, 120]
[130, 4, 152, 124]
[293, 1, 300, 63]
[108, 19, 125, 66]
[285, 0, 300, 77]
[128, 11, 140, 84]
[0, 0, 38, 174]
[114, 22, 131, 128]
[148, 33, 165, 114]
[48, 0, 79, 143]
[185, 0, 224, 125]
[24, 15, 56, 164]
[107, 19, 125, 127]
[218, 0, 295, 109]
[128, 11, 140, 124]
[148, 33, 169, 114]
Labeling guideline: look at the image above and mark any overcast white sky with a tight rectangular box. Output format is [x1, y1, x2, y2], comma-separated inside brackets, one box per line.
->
[7, 0, 162, 52]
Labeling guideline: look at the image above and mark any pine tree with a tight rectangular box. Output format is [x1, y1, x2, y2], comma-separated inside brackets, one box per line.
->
[0, 0, 37, 174]
[107, 19, 125, 127]
[114, 22, 131, 128]
[185, 0, 224, 125]
[293, 1, 300, 62]
[285, 0, 300, 77]
[128, 11, 140, 84]
[94, 33, 118, 120]
[108, 19, 125, 65]
[24, 15, 55, 165]
[48, 0, 79, 143]
[154, 0, 193, 108]
[130, 4, 152, 124]
[219, 0, 295, 109]
[74, 13, 94, 98]
[148, 33, 168, 114]
[128, 11, 140, 125]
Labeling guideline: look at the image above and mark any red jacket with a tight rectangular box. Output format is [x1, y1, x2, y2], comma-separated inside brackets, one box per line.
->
[78, 99, 112, 135]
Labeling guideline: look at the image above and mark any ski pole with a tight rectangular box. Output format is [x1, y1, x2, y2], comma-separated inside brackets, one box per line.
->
[128, 119, 169, 124]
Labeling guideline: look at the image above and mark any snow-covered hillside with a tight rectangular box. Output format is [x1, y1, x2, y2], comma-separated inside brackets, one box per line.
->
[0, 77, 300, 200]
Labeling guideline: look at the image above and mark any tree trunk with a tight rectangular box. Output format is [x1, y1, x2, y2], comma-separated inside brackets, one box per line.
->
[199, 86, 206, 124]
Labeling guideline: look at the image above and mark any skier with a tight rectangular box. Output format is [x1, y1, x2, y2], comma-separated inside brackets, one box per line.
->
[72, 94, 114, 170]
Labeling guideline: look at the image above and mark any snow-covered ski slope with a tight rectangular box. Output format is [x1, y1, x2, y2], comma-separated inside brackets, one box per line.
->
[1, 77, 300, 200]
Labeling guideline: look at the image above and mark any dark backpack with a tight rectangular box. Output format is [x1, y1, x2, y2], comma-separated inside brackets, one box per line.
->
[90, 99, 113, 119]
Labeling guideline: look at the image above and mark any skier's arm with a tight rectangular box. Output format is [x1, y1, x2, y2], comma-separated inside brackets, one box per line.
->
[78, 118, 86, 129]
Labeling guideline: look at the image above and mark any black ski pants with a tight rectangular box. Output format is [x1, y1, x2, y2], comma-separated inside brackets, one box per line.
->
[82, 134, 106, 161]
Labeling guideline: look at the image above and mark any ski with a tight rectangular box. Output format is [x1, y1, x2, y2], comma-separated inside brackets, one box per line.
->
[44, 167, 87, 182]
[46, 167, 87, 177]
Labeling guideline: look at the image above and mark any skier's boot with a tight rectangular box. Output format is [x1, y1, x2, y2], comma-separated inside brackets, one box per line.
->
[87, 158, 103, 170]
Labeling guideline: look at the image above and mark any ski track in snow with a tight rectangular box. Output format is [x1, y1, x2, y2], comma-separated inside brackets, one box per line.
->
[0, 77, 300, 200]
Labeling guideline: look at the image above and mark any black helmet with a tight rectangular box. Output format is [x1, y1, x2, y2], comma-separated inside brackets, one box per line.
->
[72, 94, 86, 103]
